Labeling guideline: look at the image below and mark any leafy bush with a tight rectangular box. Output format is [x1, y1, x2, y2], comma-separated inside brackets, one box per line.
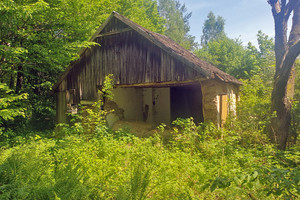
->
[1, 76, 299, 199]
[1, 120, 299, 199]
[0, 83, 28, 146]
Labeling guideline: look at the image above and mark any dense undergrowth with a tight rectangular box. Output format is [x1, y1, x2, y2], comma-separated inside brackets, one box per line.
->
[1, 75, 300, 199]
[0, 118, 299, 199]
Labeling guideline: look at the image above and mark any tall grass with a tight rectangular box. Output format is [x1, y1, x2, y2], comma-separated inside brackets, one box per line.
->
[0, 120, 299, 199]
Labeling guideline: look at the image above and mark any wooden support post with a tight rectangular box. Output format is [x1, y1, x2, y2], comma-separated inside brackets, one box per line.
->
[55, 80, 67, 135]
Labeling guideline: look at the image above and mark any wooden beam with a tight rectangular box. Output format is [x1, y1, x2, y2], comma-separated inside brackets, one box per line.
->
[111, 79, 206, 88]
[80, 100, 95, 105]
[96, 28, 133, 38]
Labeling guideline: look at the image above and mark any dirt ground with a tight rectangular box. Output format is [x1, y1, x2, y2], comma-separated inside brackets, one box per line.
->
[111, 120, 174, 140]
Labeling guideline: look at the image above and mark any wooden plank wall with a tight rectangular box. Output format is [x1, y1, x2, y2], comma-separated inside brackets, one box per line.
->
[65, 18, 202, 102]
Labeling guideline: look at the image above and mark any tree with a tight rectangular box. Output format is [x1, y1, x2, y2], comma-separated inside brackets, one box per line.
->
[117, 0, 165, 34]
[268, 0, 300, 149]
[195, 34, 273, 79]
[0, 0, 165, 132]
[195, 36, 247, 78]
[0, 83, 28, 133]
[158, 0, 197, 50]
[201, 11, 225, 46]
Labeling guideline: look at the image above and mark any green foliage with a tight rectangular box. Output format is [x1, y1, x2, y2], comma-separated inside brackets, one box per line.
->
[0, 76, 298, 198]
[196, 36, 252, 78]
[290, 60, 300, 145]
[1, 118, 299, 199]
[0, 83, 28, 143]
[0, 0, 166, 136]
[58, 74, 114, 137]
[236, 75, 274, 145]
[201, 11, 225, 46]
[195, 31, 275, 79]
[196, 22, 276, 79]
[0, 83, 28, 122]
[101, 74, 114, 101]
[117, 0, 165, 34]
[158, 0, 197, 50]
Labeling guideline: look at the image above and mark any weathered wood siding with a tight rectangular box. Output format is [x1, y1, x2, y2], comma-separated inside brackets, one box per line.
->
[65, 18, 203, 102]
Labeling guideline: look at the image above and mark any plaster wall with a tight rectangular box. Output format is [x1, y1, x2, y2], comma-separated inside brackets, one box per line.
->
[142, 88, 153, 124]
[200, 80, 239, 126]
[106, 87, 171, 127]
[112, 87, 143, 120]
[151, 88, 171, 126]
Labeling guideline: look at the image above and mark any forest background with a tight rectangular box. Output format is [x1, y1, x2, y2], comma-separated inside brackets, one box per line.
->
[0, 0, 299, 199]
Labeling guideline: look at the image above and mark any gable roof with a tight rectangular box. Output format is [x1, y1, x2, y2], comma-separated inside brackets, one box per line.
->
[53, 11, 241, 91]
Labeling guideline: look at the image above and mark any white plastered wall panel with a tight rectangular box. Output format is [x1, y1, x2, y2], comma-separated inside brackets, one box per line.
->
[111, 87, 143, 121]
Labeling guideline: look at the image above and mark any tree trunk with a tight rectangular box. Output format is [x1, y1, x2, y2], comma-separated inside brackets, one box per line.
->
[271, 66, 295, 150]
[268, 0, 300, 150]
[15, 65, 23, 93]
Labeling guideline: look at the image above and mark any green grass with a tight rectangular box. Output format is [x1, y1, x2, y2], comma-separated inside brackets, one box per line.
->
[0, 120, 299, 199]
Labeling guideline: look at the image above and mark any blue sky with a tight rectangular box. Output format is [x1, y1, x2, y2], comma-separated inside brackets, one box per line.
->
[178, 0, 275, 46]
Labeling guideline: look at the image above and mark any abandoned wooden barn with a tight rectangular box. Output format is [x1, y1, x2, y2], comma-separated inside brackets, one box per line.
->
[53, 11, 242, 128]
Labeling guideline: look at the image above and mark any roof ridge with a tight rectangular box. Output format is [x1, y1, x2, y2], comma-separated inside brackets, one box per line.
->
[53, 12, 241, 91]
[112, 12, 242, 85]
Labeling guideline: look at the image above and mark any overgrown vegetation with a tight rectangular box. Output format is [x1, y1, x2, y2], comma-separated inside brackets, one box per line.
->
[0, 75, 299, 199]
[0, 0, 166, 136]
[1, 114, 299, 199]
[0, 0, 300, 199]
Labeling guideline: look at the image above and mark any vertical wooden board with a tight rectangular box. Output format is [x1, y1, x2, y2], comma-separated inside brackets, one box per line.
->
[87, 55, 91, 98]
[84, 54, 89, 99]
[137, 42, 141, 83]
[104, 47, 107, 81]
[97, 38, 101, 85]
[165, 54, 171, 81]
[131, 36, 136, 82]
[107, 46, 112, 76]
[145, 49, 149, 82]
[83, 55, 88, 99]
[92, 48, 96, 96]
[119, 40, 124, 84]
[130, 40, 135, 83]
[170, 58, 174, 81]
[160, 51, 164, 82]
[100, 45, 104, 85]
[95, 46, 99, 86]
[122, 41, 127, 83]
[163, 52, 168, 81]
[79, 58, 84, 100]
[140, 41, 146, 83]
[113, 45, 117, 84]
[127, 40, 131, 83]
[124, 44, 128, 84]
[139, 42, 144, 83]
[56, 80, 67, 124]
[78, 73, 82, 101]
[92, 53, 97, 99]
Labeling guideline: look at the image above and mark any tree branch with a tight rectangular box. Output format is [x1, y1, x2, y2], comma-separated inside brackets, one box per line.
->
[280, 41, 300, 77]
[268, 0, 288, 73]
[268, 0, 281, 16]
[282, 0, 287, 11]
[288, 0, 300, 46]
[285, 0, 297, 20]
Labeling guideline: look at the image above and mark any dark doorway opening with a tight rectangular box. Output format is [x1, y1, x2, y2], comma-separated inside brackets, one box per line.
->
[170, 84, 204, 123]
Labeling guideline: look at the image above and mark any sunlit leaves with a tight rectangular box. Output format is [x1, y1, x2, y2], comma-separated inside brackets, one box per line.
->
[158, 0, 196, 50]
[0, 83, 28, 122]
